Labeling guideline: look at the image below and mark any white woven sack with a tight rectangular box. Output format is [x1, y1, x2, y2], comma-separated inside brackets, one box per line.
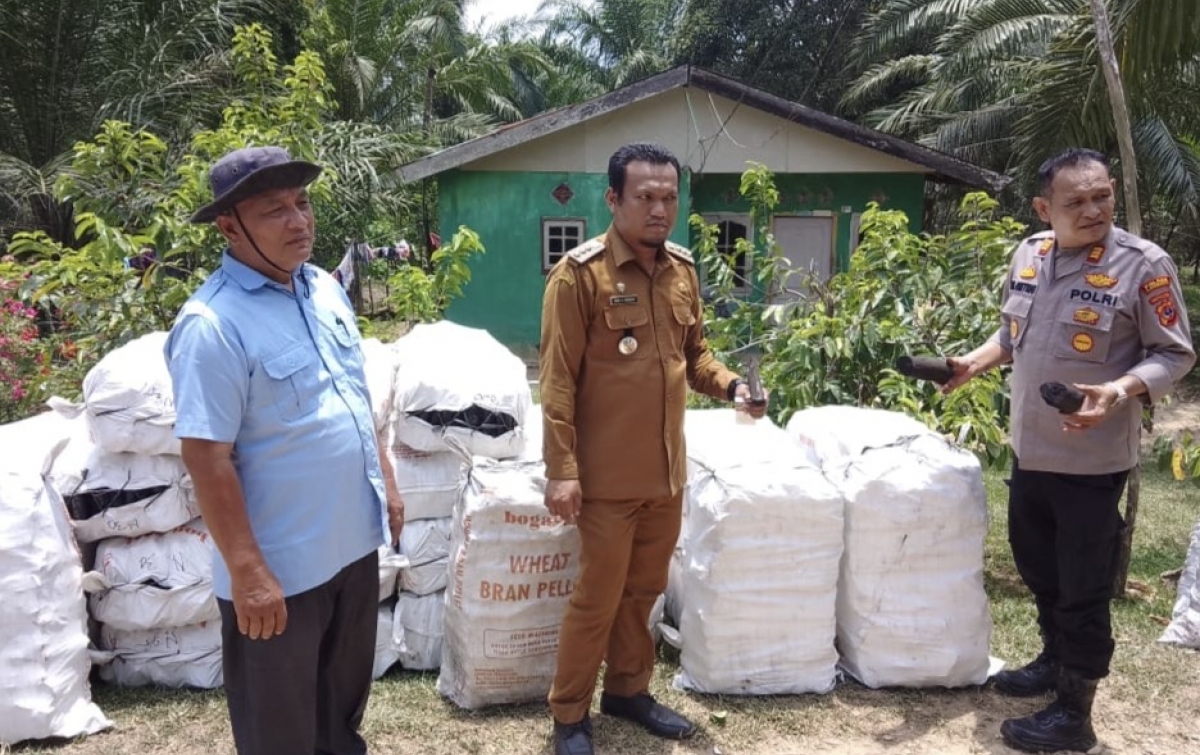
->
[0, 413, 111, 745]
[517, 404, 543, 462]
[387, 432, 468, 521]
[95, 518, 213, 587]
[43, 412, 94, 498]
[785, 405, 934, 468]
[373, 601, 403, 679]
[400, 517, 452, 564]
[675, 410, 844, 696]
[399, 518, 452, 595]
[86, 579, 218, 631]
[1159, 520, 1200, 649]
[395, 590, 445, 670]
[84, 450, 188, 493]
[361, 337, 401, 433]
[96, 621, 223, 689]
[79, 332, 179, 456]
[72, 481, 198, 543]
[392, 321, 531, 459]
[437, 459, 580, 709]
[834, 432, 992, 688]
[400, 559, 449, 596]
[378, 547, 408, 603]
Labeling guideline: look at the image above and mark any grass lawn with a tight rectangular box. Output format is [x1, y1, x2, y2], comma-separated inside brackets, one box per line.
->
[14, 470, 1199, 755]
[1183, 283, 1200, 393]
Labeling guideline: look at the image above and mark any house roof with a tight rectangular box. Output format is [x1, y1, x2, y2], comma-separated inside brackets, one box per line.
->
[398, 66, 1011, 192]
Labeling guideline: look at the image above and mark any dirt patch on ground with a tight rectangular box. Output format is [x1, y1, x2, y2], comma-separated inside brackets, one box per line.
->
[37, 652, 1200, 755]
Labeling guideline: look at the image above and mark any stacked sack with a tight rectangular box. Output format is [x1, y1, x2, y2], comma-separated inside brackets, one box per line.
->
[49, 332, 222, 689]
[437, 454, 581, 709]
[668, 409, 845, 695]
[0, 412, 111, 746]
[360, 338, 411, 679]
[372, 324, 532, 677]
[787, 406, 992, 688]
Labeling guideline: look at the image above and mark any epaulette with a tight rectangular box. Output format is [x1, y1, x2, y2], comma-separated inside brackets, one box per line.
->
[665, 241, 694, 264]
[1112, 229, 1157, 255]
[1026, 230, 1054, 242]
[566, 238, 606, 265]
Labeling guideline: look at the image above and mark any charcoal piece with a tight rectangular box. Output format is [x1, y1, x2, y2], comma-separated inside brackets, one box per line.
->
[895, 355, 955, 384]
[1039, 382, 1085, 414]
[407, 406, 518, 438]
[65, 485, 170, 521]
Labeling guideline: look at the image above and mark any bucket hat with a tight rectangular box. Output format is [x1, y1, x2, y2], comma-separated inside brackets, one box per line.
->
[190, 146, 321, 223]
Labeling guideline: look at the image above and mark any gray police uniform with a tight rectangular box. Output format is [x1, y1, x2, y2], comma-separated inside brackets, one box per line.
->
[989, 226, 1195, 678]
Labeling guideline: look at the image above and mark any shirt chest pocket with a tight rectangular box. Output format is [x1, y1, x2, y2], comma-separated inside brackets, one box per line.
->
[1002, 295, 1033, 348]
[319, 310, 364, 371]
[262, 343, 321, 421]
[599, 306, 650, 361]
[1052, 305, 1115, 363]
[671, 298, 697, 327]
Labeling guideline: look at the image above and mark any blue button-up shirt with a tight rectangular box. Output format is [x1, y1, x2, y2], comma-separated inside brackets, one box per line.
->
[166, 252, 387, 600]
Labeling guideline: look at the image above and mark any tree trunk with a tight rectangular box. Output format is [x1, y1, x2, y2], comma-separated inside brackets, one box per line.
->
[1089, 0, 1143, 597]
[419, 66, 436, 269]
[1113, 461, 1140, 596]
[1089, 0, 1141, 235]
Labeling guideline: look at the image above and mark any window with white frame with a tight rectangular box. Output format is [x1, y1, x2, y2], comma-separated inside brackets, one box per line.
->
[543, 218, 586, 272]
[702, 215, 752, 290]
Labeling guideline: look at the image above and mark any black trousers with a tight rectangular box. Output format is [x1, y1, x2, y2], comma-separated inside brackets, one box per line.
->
[218, 549, 379, 755]
[1008, 460, 1129, 680]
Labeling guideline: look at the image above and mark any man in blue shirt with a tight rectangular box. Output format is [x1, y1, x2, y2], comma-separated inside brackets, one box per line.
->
[166, 146, 404, 755]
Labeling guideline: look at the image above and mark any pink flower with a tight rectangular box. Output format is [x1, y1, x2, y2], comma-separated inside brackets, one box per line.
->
[11, 383, 26, 401]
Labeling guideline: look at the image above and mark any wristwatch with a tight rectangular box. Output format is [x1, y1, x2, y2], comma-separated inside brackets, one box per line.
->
[727, 379, 746, 402]
[1106, 381, 1128, 406]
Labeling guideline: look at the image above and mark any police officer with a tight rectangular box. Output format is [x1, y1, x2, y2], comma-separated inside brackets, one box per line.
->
[943, 148, 1195, 753]
[540, 143, 767, 755]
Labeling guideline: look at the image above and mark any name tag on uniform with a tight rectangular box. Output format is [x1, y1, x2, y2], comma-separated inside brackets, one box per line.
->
[610, 295, 639, 305]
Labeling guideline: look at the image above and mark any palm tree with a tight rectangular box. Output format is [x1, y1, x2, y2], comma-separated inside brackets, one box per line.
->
[0, 0, 279, 243]
[843, 0, 1200, 232]
[537, 0, 687, 91]
[307, 0, 550, 131]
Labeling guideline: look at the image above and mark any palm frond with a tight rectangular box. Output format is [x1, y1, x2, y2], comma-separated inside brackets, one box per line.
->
[1134, 117, 1200, 214]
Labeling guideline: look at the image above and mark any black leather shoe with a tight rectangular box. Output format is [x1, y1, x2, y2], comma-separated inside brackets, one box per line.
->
[553, 716, 594, 755]
[992, 650, 1058, 697]
[600, 692, 697, 740]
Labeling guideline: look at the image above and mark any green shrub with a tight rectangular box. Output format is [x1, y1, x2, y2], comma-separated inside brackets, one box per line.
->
[694, 162, 1023, 466]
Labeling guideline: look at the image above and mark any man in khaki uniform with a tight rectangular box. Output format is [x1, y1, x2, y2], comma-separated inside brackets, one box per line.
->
[540, 143, 766, 755]
[945, 149, 1195, 753]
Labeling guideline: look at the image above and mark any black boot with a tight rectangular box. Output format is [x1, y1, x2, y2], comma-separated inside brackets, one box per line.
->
[992, 649, 1059, 697]
[1000, 668, 1098, 753]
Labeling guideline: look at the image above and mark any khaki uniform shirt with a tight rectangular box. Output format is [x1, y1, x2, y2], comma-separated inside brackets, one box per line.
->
[990, 226, 1195, 474]
[540, 226, 739, 499]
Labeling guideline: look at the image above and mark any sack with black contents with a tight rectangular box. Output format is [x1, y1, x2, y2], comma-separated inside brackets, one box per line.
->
[391, 322, 532, 460]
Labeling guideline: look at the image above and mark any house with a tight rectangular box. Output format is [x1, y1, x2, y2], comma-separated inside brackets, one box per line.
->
[399, 66, 1008, 357]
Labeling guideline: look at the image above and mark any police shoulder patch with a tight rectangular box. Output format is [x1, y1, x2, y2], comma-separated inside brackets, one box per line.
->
[665, 241, 694, 265]
[1027, 231, 1054, 257]
[566, 238, 606, 265]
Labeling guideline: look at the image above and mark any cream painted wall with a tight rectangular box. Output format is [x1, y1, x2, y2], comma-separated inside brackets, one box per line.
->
[466, 89, 929, 175]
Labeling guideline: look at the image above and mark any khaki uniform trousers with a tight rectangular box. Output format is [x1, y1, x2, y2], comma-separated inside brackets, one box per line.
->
[548, 492, 683, 724]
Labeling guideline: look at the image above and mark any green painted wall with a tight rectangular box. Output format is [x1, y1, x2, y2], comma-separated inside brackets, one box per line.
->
[438, 169, 925, 353]
[439, 169, 692, 356]
[689, 172, 927, 272]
